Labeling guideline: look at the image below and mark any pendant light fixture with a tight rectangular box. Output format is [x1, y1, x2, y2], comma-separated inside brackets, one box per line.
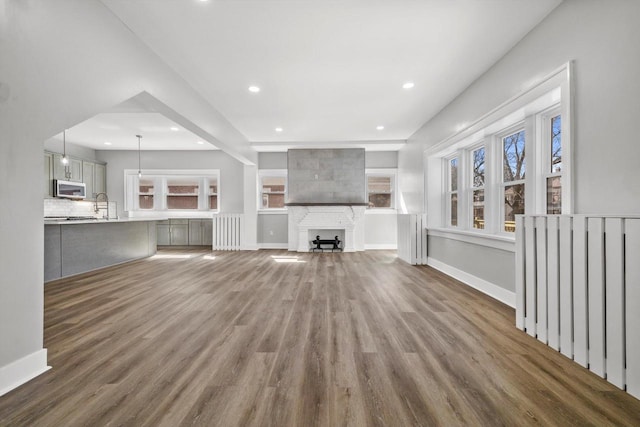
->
[61, 130, 69, 165]
[136, 134, 143, 178]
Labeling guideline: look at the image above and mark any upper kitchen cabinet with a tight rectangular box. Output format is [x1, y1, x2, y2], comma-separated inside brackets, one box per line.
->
[94, 163, 106, 195]
[52, 153, 82, 182]
[83, 161, 107, 199]
[83, 161, 95, 199]
[46, 152, 106, 199]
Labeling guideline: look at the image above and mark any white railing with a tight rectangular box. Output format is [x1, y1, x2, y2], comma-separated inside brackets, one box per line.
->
[212, 214, 243, 251]
[515, 215, 640, 399]
[397, 214, 427, 265]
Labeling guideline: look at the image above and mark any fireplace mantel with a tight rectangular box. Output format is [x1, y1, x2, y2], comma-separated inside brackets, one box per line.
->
[287, 205, 366, 252]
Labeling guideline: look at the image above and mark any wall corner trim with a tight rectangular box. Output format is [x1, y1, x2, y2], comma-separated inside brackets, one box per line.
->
[427, 257, 515, 308]
[0, 349, 50, 397]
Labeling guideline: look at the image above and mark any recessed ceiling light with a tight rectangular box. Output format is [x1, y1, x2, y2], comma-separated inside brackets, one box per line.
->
[376, 126, 385, 131]
[275, 127, 283, 132]
[104, 141, 112, 145]
[248, 86, 261, 93]
[170, 126, 179, 131]
[402, 82, 415, 89]
[196, 141, 204, 145]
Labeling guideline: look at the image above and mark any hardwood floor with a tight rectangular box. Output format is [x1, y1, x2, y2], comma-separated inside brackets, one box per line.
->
[1, 248, 639, 426]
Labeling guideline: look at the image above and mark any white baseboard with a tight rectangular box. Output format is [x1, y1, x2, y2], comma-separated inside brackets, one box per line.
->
[257, 243, 289, 249]
[427, 257, 515, 308]
[0, 349, 50, 397]
[364, 244, 398, 250]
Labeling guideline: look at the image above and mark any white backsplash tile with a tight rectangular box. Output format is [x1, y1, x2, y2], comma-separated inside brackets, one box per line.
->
[44, 198, 117, 218]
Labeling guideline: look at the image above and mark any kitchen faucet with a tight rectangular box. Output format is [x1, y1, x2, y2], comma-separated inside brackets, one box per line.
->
[94, 192, 109, 219]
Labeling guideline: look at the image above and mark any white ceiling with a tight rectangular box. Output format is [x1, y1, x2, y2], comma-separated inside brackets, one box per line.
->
[77, 0, 562, 151]
[56, 112, 218, 151]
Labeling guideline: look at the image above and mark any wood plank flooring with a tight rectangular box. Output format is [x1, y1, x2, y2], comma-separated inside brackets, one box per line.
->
[1, 248, 640, 426]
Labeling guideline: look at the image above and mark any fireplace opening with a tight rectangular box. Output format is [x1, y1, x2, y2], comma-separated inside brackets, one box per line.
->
[308, 229, 345, 252]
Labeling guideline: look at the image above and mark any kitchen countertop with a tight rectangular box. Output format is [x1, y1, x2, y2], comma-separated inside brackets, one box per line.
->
[44, 217, 168, 225]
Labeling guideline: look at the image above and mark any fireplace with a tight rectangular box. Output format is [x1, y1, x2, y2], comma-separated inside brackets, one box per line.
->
[287, 204, 366, 252]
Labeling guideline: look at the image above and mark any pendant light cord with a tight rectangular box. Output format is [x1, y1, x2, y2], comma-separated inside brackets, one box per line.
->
[137, 135, 142, 177]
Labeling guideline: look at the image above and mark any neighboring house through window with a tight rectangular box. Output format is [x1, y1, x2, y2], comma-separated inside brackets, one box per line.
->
[258, 169, 287, 210]
[366, 169, 397, 210]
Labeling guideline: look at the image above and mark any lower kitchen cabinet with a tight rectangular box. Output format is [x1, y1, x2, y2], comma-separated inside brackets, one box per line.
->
[156, 221, 171, 245]
[170, 220, 189, 245]
[157, 219, 211, 246]
[188, 219, 213, 245]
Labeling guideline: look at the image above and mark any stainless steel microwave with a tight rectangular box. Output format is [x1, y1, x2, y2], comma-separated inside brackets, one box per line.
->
[54, 179, 86, 200]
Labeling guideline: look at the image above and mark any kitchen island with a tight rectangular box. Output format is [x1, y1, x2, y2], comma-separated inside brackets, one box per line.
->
[44, 218, 163, 282]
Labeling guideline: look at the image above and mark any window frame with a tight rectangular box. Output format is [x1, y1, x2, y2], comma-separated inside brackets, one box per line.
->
[468, 143, 487, 231]
[444, 157, 459, 227]
[124, 169, 220, 217]
[257, 169, 287, 212]
[425, 62, 573, 249]
[365, 168, 397, 212]
[539, 106, 563, 215]
[497, 124, 527, 234]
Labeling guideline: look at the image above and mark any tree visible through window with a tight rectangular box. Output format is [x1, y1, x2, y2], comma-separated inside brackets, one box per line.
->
[547, 114, 562, 214]
[503, 130, 525, 232]
[449, 158, 458, 226]
[472, 147, 485, 229]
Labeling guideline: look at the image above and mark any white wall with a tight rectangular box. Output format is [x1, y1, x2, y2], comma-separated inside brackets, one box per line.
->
[96, 150, 245, 217]
[398, 0, 640, 292]
[0, 0, 255, 393]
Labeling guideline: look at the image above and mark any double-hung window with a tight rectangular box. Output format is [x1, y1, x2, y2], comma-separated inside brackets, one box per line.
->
[471, 146, 485, 230]
[125, 169, 220, 215]
[501, 128, 526, 232]
[366, 170, 396, 209]
[447, 158, 458, 226]
[258, 170, 287, 210]
[428, 64, 572, 240]
[544, 111, 562, 214]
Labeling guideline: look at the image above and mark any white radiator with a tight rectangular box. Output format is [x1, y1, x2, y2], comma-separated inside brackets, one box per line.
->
[212, 214, 243, 251]
[515, 215, 640, 399]
[397, 214, 427, 265]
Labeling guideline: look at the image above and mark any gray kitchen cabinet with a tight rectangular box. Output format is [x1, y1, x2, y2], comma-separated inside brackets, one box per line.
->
[52, 154, 82, 182]
[158, 219, 211, 246]
[170, 220, 189, 245]
[188, 219, 203, 245]
[44, 153, 53, 197]
[202, 219, 213, 245]
[94, 163, 106, 195]
[46, 151, 107, 200]
[188, 219, 213, 246]
[82, 161, 95, 199]
[81, 161, 107, 200]
[157, 221, 171, 246]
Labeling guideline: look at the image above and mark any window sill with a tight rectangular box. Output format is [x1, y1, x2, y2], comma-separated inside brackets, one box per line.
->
[127, 210, 218, 219]
[427, 227, 515, 252]
[258, 209, 288, 215]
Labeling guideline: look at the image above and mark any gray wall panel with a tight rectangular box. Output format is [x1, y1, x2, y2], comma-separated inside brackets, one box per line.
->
[257, 213, 289, 244]
[428, 236, 515, 292]
[287, 149, 365, 204]
[44, 225, 62, 282]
